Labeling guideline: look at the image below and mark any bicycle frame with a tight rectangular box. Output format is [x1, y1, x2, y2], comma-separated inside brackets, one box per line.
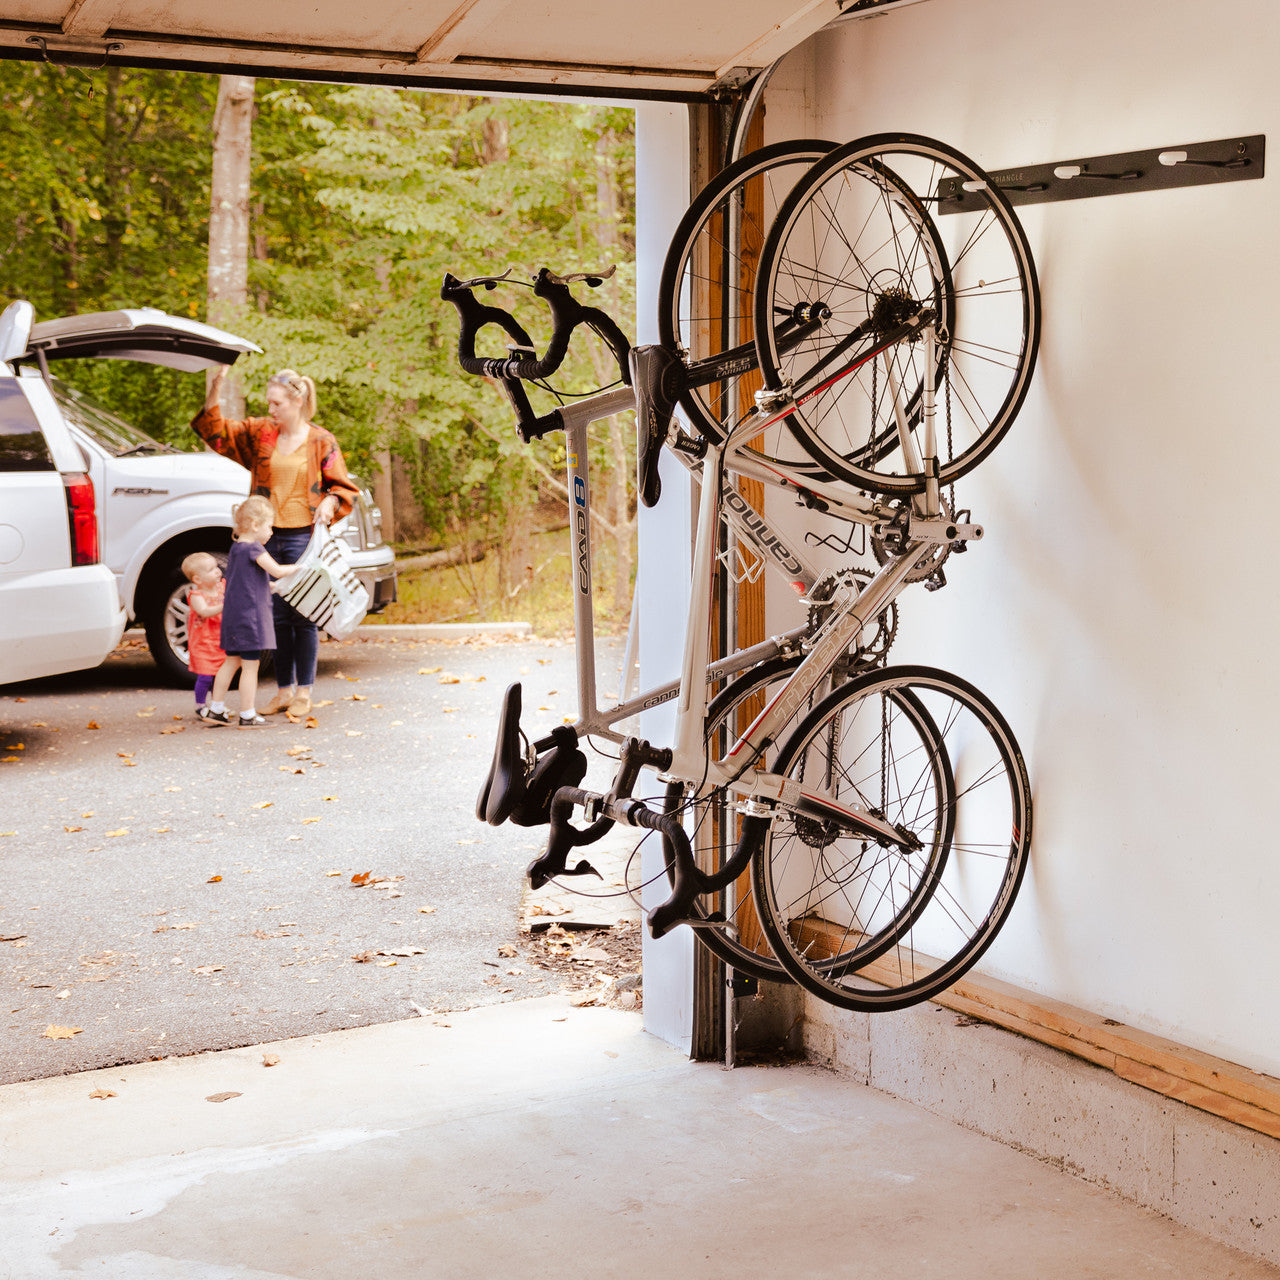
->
[546, 324, 977, 847]
[547, 383, 903, 749]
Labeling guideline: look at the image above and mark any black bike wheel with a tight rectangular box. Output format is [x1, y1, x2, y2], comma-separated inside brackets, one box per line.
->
[753, 134, 1040, 495]
[752, 665, 1032, 1012]
[662, 655, 804, 983]
[657, 139, 837, 474]
[663, 611, 904, 984]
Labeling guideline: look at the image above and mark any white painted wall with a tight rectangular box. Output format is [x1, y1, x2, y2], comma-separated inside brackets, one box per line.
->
[758, 0, 1280, 1074]
[634, 104, 696, 1053]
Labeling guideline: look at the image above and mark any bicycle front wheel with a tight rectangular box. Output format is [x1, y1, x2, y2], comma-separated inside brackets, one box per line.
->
[753, 134, 1040, 495]
[752, 665, 1032, 1012]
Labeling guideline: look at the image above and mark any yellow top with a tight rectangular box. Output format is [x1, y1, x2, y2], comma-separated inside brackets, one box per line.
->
[269, 445, 311, 528]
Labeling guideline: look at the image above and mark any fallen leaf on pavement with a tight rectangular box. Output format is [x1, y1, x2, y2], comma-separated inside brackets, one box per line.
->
[345, 730, 363, 737]
[206, 1092, 241, 1103]
[418, 906, 437, 914]
[207, 875, 223, 883]
[379, 947, 427, 957]
[89, 1088, 116, 1099]
[87, 721, 100, 730]
[497, 944, 518, 958]
[351, 871, 372, 886]
[192, 965, 224, 975]
[262, 1054, 280, 1067]
[160, 726, 186, 734]
[106, 829, 129, 838]
[44, 1025, 83, 1039]
[352, 950, 376, 962]
[376, 959, 397, 967]
[251, 801, 272, 809]
[55, 989, 70, 999]
[438, 674, 461, 684]
[418, 666, 442, 675]
[64, 825, 84, 833]
[325, 870, 343, 877]
[301, 816, 321, 824]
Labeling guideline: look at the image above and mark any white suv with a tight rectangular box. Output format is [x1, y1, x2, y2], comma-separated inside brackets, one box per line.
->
[0, 302, 126, 685]
[10, 305, 397, 682]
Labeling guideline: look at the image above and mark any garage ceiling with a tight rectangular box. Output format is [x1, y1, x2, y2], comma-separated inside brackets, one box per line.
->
[0, 0, 859, 100]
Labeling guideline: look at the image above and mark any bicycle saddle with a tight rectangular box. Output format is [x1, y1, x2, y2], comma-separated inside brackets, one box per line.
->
[476, 682, 527, 826]
[629, 344, 683, 508]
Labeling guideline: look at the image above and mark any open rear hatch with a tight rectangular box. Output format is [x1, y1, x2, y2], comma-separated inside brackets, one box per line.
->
[20, 308, 262, 372]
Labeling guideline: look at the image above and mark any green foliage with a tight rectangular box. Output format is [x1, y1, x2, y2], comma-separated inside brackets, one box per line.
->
[0, 63, 638, 564]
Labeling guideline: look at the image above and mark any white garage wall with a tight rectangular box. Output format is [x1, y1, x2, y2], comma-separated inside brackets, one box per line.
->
[758, 0, 1280, 1074]
[634, 104, 696, 1053]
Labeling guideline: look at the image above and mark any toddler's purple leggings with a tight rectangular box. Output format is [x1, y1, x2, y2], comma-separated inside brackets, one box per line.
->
[194, 673, 215, 705]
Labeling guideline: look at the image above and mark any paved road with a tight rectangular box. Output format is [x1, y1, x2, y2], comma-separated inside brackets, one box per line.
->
[0, 628, 630, 1085]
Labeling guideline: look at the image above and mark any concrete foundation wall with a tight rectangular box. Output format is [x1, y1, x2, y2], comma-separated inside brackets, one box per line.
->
[804, 994, 1280, 1266]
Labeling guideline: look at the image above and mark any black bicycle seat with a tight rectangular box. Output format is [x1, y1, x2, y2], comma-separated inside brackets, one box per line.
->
[629, 344, 683, 508]
[476, 682, 527, 826]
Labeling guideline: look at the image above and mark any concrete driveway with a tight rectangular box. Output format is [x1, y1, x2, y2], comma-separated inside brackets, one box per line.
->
[0, 628, 631, 1085]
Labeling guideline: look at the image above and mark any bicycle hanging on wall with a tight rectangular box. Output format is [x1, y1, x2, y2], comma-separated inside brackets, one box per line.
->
[443, 132, 1038, 1014]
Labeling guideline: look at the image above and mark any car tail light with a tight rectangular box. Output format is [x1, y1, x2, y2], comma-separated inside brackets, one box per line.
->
[62, 472, 99, 565]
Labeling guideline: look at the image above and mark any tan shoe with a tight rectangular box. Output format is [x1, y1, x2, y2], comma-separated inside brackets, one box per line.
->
[286, 692, 312, 719]
[260, 689, 294, 715]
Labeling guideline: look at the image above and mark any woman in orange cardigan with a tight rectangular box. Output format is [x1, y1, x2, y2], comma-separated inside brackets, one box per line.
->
[192, 368, 359, 719]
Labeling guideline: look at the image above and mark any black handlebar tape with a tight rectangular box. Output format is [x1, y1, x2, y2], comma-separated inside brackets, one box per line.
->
[442, 273, 537, 376]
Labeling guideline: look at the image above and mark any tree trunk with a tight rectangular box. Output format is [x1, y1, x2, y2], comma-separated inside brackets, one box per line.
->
[207, 74, 255, 417]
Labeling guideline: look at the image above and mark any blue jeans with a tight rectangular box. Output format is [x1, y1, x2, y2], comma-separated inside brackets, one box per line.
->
[266, 527, 319, 688]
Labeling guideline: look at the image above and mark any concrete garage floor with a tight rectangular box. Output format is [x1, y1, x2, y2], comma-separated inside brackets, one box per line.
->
[3, 996, 1276, 1279]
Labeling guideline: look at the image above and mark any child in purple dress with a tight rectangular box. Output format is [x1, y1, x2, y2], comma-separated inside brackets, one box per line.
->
[200, 496, 298, 728]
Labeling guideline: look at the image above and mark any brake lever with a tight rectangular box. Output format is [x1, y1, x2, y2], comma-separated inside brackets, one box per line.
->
[543, 265, 617, 287]
[450, 267, 528, 292]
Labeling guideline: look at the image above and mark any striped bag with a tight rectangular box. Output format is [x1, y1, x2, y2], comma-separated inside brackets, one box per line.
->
[272, 523, 370, 640]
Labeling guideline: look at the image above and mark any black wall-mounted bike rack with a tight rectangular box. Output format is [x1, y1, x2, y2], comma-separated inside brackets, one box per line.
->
[936, 134, 1264, 214]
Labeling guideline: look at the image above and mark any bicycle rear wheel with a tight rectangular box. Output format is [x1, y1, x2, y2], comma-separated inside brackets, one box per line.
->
[753, 134, 1040, 495]
[657, 140, 838, 474]
[752, 665, 1032, 1012]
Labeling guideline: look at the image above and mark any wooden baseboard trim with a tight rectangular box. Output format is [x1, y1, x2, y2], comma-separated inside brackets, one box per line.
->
[792, 919, 1280, 1140]
[929, 971, 1280, 1142]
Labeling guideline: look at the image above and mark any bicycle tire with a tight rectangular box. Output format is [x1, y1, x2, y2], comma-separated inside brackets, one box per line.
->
[662, 625, 911, 984]
[661, 655, 804, 983]
[753, 134, 1041, 495]
[657, 139, 838, 475]
[751, 665, 1032, 1012]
